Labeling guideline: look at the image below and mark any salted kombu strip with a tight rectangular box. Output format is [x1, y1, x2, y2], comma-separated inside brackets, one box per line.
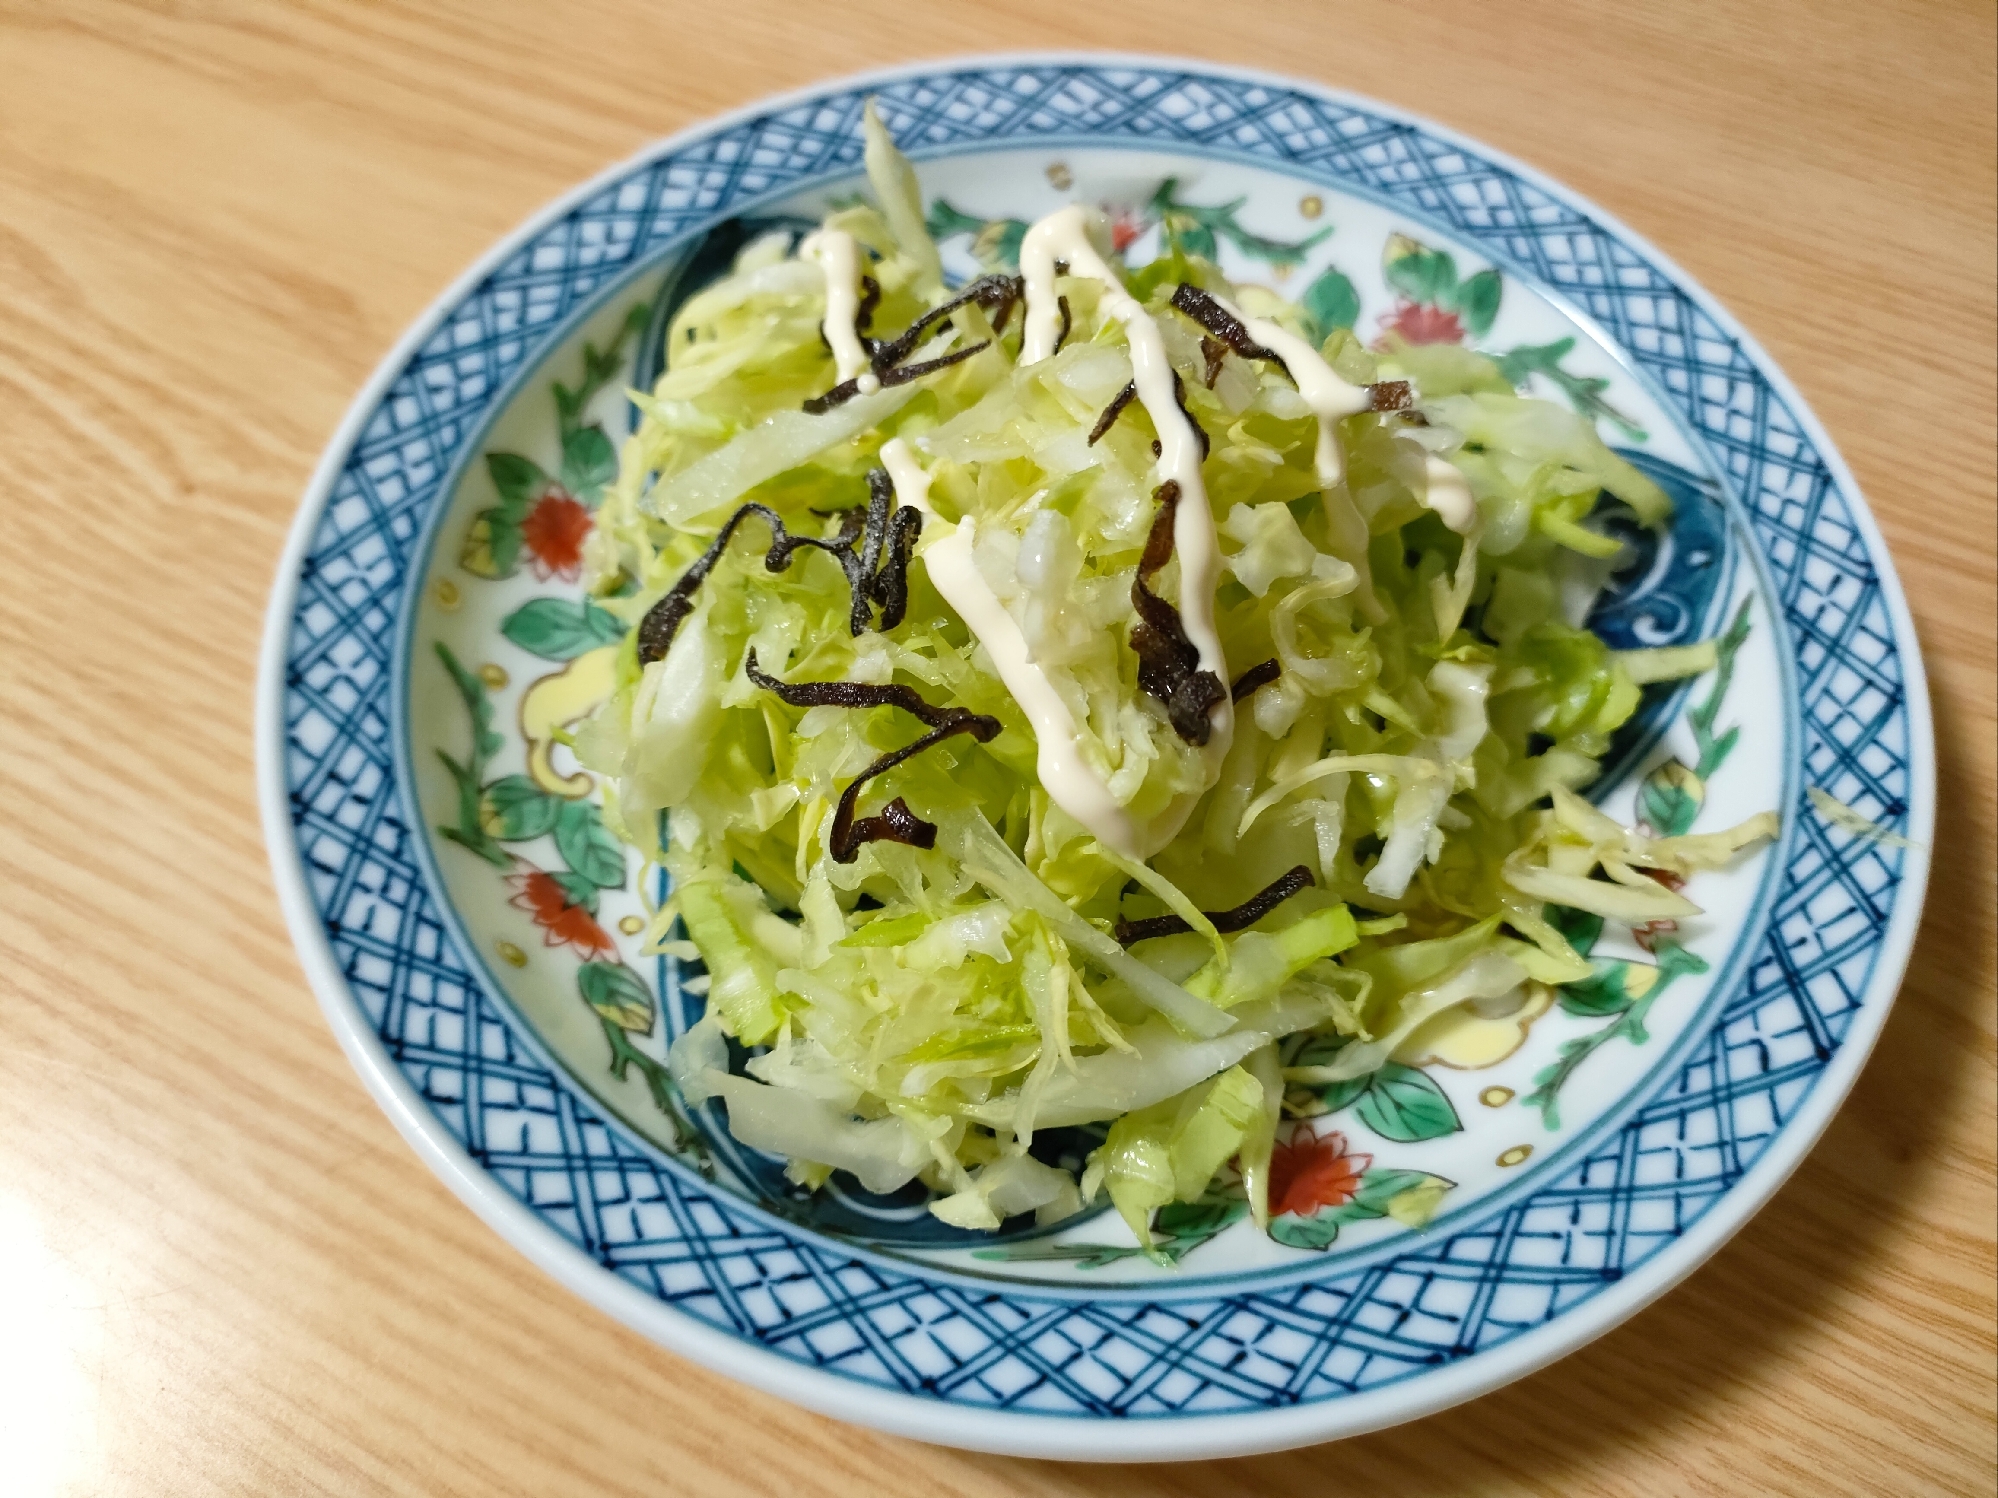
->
[1128, 480, 1227, 745]
[633, 482, 923, 665]
[1086, 381, 1138, 445]
[742, 650, 1000, 864]
[1168, 284, 1284, 367]
[826, 717, 1001, 863]
[742, 649, 998, 737]
[1229, 658, 1281, 702]
[804, 273, 1024, 413]
[1088, 371, 1207, 459]
[1200, 335, 1228, 388]
[1114, 865, 1315, 946]
[1167, 283, 1413, 414]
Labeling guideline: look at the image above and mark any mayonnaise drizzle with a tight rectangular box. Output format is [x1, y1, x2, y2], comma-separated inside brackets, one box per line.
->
[799, 228, 879, 394]
[1211, 294, 1373, 489]
[879, 438, 1149, 857]
[1016, 206, 1233, 775]
[1419, 454, 1479, 534]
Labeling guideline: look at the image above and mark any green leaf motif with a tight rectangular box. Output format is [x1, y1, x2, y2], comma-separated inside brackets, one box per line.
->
[556, 798, 625, 889]
[560, 426, 618, 502]
[1558, 962, 1638, 1018]
[1152, 1195, 1250, 1264]
[1690, 599, 1754, 778]
[553, 299, 651, 437]
[1348, 1167, 1444, 1216]
[1163, 212, 1217, 261]
[1268, 1206, 1356, 1251]
[432, 642, 506, 867]
[1383, 239, 1458, 306]
[501, 597, 627, 659]
[925, 199, 989, 243]
[486, 452, 547, 513]
[1639, 759, 1705, 838]
[1268, 1168, 1455, 1251]
[1455, 268, 1503, 337]
[1353, 1063, 1463, 1143]
[1494, 337, 1647, 441]
[1547, 904, 1606, 958]
[552, 869, 602, 914]
[579, 961, 654, 1032]
[484, 773, 561, 840]
[460, 507, 523, 580]
[1300, 264, 1361, 341]
[1314, 1074, 1372, 1113]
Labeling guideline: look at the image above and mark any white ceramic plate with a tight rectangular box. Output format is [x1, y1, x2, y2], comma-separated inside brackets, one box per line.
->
[259, 55, 1932, 1460]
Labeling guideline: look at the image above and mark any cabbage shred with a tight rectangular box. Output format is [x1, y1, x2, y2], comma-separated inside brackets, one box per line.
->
[574, 110, 1768, 1255]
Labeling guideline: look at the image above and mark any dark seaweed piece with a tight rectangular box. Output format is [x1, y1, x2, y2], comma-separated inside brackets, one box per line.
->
[801, 380, 862, 416]
[881, 340, 988, 386]
[1200, 335, 1228, 388]
[1173, 284, 1421, 423]
[1171, 370, 1210, 459]
[633, 488, 926, 663]
[1053, 294, 1072, 354]
[867, 506, 923, 629]
[866, 273, 1022, 369]
[1229, 658, 1282, 702]
[839, 796, 936, 856]
[855, 275, 881, 337]
[1127, 480, 1227, 744]
[1114, 865, 1315, 946]
[1168, 283, 1285, 371]
[743, 649, 1000, 738]
[633, 503, 776, 665]
[1087, 381, 1138, 445]
[805, 274, 1024, 412]
[802, 341, 992, 413]
[827, 717, 999, 863]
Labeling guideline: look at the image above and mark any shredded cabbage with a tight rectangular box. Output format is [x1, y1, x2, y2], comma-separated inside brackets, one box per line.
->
[575, 111, 1775, 1258]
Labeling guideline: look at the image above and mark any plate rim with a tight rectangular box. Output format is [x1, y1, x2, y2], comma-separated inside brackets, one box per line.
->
[256, 49, 1936, 1462]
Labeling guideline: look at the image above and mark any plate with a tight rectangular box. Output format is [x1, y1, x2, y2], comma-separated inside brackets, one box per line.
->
[259, 54, 1932, 1460]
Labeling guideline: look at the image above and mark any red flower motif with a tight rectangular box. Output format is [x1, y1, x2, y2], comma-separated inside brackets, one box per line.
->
[1104, 205, 1145, 254]
[507, 868, 615, 959]
[1378, 300, 1466, 346]
[1633, 869, 1686, 953]
[1268, 1129, 1372, 1218]
[520, 488, 592, 581]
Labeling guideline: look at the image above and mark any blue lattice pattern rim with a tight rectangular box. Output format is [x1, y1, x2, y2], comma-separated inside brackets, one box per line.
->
[260, 56, 1932, 1459]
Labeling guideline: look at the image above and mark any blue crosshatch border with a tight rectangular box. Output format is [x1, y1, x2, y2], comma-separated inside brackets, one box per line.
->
[279, 62, 1919, 1419]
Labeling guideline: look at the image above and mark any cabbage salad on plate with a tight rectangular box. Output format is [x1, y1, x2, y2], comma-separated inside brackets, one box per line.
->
[573, 105, 1775, 1256]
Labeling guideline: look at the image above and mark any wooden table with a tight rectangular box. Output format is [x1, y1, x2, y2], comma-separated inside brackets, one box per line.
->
[2, 2, 1991, 1492]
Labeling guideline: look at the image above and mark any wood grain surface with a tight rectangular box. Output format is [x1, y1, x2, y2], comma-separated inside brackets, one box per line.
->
[1, 2, 1992, 1493]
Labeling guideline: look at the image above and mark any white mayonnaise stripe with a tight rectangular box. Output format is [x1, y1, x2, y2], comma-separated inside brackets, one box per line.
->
[1017, 207, 1233, 762]
[879, 439, 1148, 857]
[799, 228, 879, 394]
[1213, 295, 1372, 490]
[1419, 454, 1479, 534]
[1214, 291, 1480, 535]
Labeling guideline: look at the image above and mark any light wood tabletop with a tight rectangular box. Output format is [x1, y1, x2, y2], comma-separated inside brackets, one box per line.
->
[2, 2, 1992, 1493]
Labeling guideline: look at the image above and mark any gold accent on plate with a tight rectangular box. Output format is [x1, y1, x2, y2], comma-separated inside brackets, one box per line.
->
[478, 663, 508, 690]
[1480, 1086, 1515, 1108]
[1299, 193, 1324, 219]
[1045, 162, 1073, 190]
[434, 577, 461, 611]
[520, 646, 618, 798]
[618, 915, 644, 936]
[1497, 1144, 1533, 1168]
[497, 940, 527, 968]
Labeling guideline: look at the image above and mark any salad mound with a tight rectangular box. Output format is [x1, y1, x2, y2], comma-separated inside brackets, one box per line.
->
[574, 105, 1773, 1253]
